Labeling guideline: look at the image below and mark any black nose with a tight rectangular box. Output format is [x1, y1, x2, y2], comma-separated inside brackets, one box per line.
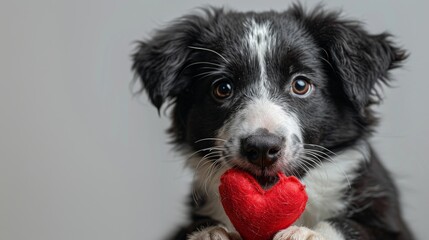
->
[240, 130, 284, 168]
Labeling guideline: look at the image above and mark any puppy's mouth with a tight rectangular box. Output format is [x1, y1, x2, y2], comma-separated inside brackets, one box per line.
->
[229, 158, 283, 189]
[255, 174, 280, 189]
[232, 165, 281, 189]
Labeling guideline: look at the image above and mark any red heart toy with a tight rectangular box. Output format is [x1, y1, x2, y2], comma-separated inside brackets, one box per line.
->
[219, 168, 307, 240]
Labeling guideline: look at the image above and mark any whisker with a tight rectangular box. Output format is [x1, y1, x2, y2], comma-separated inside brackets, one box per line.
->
[188, 46, 229, 63]
[201, 159, 224, 195]
[191, 150, 226, 203]
[302, 143, 337, 156]
[301, 155, 330, 182]
[187, 147, 225, 161]
[199, 66, 223, 71]
[200, 152, 223, 162]
[195, 137, 227, 143]
[297, 159, 313, 173]
[305, 149, 332, 159]
[194, 71, 222, 79]
[195, 151, 223, 171]
[304, 149, 352, 189]
[185, 61, 224, 69]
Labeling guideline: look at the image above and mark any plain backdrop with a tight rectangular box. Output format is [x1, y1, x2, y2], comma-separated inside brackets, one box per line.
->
[1, 0, 428, 239]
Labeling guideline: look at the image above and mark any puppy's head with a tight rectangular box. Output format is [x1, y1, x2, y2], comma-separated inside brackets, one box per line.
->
[132, 6, 406, 183]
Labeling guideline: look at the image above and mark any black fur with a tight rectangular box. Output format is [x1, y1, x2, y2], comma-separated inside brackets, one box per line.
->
[132, 4, 413, 240]
[326, 149, 413, 240]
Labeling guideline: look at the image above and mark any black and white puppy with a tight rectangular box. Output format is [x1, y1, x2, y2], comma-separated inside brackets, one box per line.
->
[132, 5, 414, 240]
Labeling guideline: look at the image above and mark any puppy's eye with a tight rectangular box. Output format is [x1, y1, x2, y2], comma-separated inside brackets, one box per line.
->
[212, 80, 233, 100]
[291, 78, 313, 97]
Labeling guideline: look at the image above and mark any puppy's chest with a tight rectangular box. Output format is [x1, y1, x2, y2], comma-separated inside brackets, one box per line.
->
[295, 157, 361, 227]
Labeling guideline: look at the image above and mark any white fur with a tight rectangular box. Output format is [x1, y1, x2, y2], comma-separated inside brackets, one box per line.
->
[187, 225, 239, 240]
[274, 226, 325, 240]
[244, 19, 276, 95]
[188, 156, 235, 231]
[274, 222, 344, 240]
[295, 142, 369, 227]
[313, 221, 345, 240]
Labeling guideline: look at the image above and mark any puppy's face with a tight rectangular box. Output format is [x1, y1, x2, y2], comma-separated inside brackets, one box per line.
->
[133, 6, 406, 181]
[182, 19, 332, 178]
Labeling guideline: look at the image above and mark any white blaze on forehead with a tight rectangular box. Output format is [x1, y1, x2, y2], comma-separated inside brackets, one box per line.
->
[244, 19, 275, 93]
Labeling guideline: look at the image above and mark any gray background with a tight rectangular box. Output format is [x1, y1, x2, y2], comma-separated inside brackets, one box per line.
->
[1, 0, 427, 239]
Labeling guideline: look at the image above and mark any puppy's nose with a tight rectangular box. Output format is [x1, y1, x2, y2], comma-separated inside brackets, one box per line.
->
[240, 130, 284, 168]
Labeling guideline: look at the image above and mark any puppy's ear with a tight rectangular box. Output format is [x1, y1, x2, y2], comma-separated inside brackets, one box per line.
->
[292, 6, 408, 111]
[132, 9, 220, 110]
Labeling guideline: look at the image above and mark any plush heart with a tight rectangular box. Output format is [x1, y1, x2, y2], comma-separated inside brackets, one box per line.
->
[219, 168, 307, 240]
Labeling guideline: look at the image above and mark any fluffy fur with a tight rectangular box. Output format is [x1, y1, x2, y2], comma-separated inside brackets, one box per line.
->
[132, 4, 413, 240]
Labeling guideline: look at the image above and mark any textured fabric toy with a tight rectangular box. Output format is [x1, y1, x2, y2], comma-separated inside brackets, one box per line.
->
[219, 168, 308, 240]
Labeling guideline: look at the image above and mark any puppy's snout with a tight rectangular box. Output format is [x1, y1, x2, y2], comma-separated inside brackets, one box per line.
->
[240, 130, 284, 168]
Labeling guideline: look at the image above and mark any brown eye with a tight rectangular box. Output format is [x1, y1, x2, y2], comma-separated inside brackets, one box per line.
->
[212, 80, 233, 100]
[291, 78, 313, 97]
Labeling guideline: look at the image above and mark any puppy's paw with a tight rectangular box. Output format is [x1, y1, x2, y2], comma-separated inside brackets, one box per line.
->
[188, 226, 241, 240]
[273, 226, 325, 240]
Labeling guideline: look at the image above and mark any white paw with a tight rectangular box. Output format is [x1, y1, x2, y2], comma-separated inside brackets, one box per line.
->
[188, 226, 241, 240]
[273, 226, 326, 240]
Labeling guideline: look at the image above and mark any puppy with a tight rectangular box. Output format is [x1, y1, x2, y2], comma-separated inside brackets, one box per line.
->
[132, 4, 414, 240]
